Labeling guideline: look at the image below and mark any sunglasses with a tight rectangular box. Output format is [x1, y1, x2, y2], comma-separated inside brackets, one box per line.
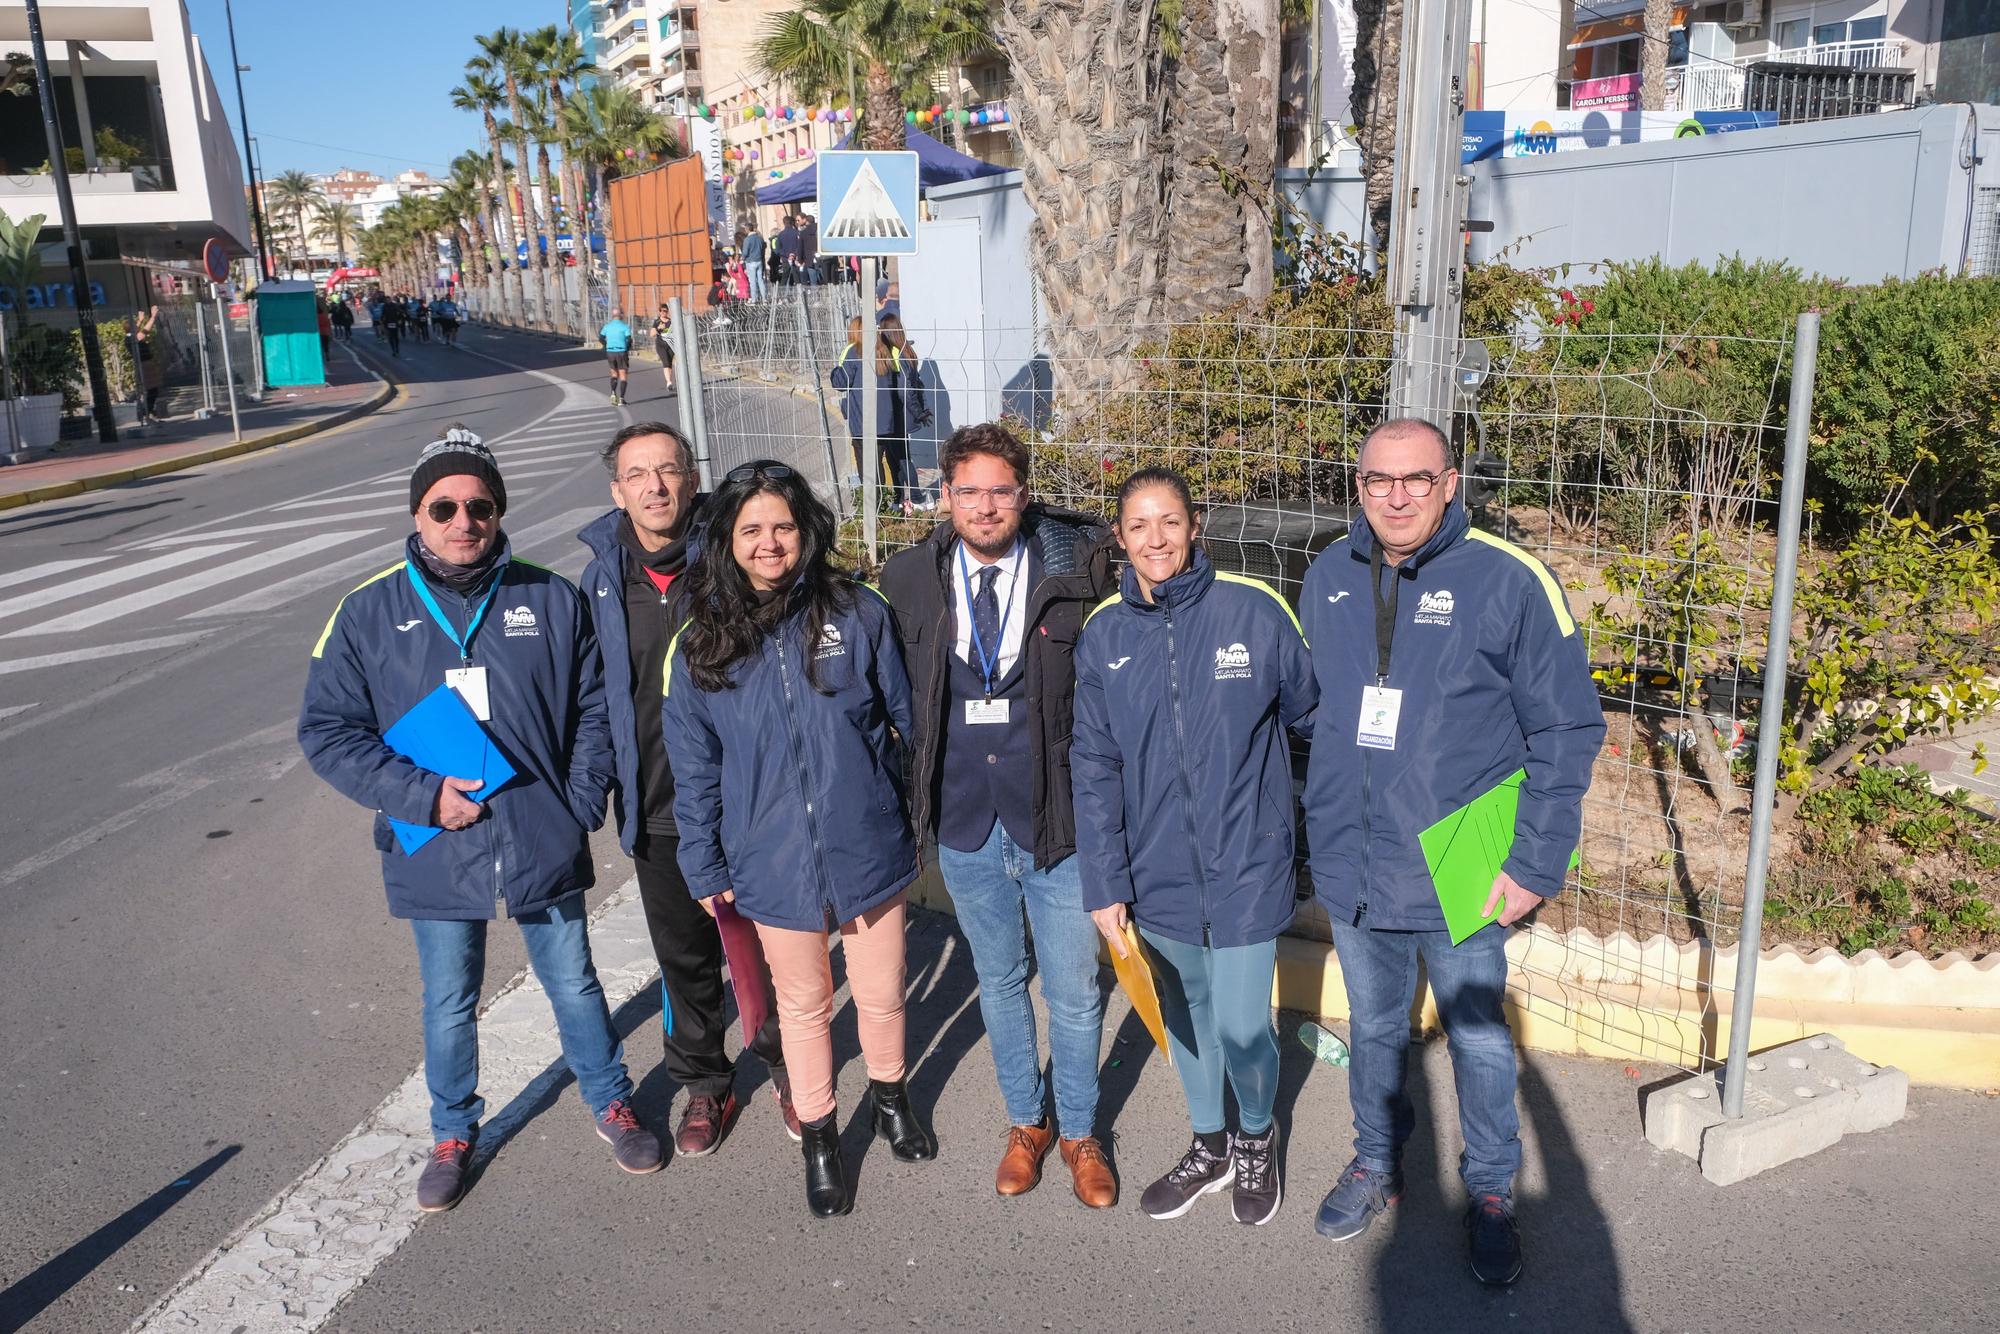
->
[725, 462, 795, 484]
[425, 497, 498, 524]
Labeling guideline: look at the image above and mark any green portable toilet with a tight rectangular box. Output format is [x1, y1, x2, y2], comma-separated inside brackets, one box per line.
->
[255, 280, 326, 387]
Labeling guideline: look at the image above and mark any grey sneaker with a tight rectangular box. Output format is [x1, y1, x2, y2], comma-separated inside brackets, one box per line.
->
[1139, 1135, 1235, 1220]
[1231, 1126, 1282, 1225]
[596, 1098, 665, 1174]
[1315, 1156, 1403, 1241]
[416, 1137, 473, 1212]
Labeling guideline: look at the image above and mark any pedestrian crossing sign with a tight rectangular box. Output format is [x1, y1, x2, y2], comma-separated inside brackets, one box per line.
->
[816, 151, 920, 257]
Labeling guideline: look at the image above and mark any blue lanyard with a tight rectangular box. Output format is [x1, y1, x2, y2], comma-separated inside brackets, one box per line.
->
[959, 540, 1021, 700]
[405, 559, 506, 664]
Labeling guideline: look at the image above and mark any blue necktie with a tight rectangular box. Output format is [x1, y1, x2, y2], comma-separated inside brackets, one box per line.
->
[973, 564, 1001, 681]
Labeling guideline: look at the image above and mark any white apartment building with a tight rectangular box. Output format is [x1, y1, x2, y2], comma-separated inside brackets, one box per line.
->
[0, 0, 251, 274]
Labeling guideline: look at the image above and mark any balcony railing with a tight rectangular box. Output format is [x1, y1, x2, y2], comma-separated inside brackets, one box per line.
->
[657, 25, 698, 56]
[601, 30, 650, 67]
[1665, 37, 1911, 113]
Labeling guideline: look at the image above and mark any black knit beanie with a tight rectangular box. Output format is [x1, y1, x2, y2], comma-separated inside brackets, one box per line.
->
[409, 426, 507, 515]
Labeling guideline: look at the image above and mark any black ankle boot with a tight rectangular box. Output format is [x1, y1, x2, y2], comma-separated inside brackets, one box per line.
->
[801, 1116, 851, 1217]
[869, 1079, 937, 1162]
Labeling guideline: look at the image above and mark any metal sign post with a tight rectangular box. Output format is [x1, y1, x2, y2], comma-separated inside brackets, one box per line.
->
[1383, 0, 1477, 424]
[817, 150, 921, 565]
[212, 283, 241, 442]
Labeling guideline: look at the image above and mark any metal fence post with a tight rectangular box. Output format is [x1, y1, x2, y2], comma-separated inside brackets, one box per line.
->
[666, 296, 703, 483]
[681, 297, 714, 494]
[796, 287, 846, 520]
[213, 282, 242, 442]
[1721, 309, 1819, 1119]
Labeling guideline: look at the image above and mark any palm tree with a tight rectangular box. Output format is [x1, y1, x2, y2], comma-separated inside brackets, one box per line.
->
[560, 81, 680, 309]
[526, 23, 595, 257]
[451, 71, 526, 322]
[445, 152, 498, 291]
[312, 201, 362, 265]
[756, 0, 994, 150]
[1641, 0, 1673, 109]
[994, 0, 1283, 380]
[265, 169, 325, 274]
[472, 27, 548, 326]
[523, 94, 569, 327]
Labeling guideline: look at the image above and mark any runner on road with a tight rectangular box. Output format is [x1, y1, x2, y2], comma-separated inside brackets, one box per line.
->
[432, 296, 461, 347]
[381, 293, 407, 357]
[649, 304, 675, 395]
[601, 307, 633, 406]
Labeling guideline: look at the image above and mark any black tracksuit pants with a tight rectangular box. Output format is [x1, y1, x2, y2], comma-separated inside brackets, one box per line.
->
[632, 831, 784, 1098]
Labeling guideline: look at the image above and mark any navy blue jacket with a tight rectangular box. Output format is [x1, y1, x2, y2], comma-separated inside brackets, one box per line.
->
[1072, 552, 1318, 948]
[661, 584, 919, 931]
[1300, 503, 1605, 931]
[830, 344, 927, 441]
[577, 506, 702, 856]
[298, 536, 614, 920]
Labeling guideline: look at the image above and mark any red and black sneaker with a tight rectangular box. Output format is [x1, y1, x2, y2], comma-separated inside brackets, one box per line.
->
[674, 1090, 739, 1158]
[417, 1138, 473, 1212]
[769, 1067, 802, 1143]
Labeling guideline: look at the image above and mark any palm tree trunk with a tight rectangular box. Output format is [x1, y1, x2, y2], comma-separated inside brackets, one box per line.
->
[995, 0, 1175, 387]
[596, 166, 621, 313]
[1350, 0, 1401, 253]
[537, 141, 564, 332]
[1641, 0, 1672, 110]
[485, 114, 526, 324]
[1163, 0, 1279, 310]
[862, 61, 903, 151]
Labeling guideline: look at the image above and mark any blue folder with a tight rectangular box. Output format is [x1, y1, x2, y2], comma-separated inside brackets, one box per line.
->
[381, 684, 517, 855]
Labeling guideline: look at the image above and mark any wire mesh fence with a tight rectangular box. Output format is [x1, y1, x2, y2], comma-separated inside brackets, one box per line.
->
[691, 302, 1812, 1076]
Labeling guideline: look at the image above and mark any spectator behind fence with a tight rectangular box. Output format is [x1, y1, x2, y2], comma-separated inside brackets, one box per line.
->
[741, 224, 768, 302]
[830, 314, 929, 517]
[1300, 417, 1605, 1286]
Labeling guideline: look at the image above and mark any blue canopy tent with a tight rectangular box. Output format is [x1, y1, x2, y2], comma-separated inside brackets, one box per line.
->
[754, 127, 1007, 206]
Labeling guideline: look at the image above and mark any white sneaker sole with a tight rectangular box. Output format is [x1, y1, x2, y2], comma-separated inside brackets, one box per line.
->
[1144, 1164, 1236, 1220]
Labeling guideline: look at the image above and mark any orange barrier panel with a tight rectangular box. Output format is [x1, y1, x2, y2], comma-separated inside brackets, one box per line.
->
[607, 158, 715, 314]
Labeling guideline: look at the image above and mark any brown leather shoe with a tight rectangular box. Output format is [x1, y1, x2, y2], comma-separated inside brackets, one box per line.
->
[995, 1121, 1056, 1196]
[1060, 1135, 1119, 1209]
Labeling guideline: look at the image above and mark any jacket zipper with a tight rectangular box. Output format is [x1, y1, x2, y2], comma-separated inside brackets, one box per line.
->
[450, 587, 506, 916]
[773, 631, 836, 921]
[1161, 600, 1213, 944]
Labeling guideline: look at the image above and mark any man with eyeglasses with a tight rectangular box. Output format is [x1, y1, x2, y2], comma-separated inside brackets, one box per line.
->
[300, 427, 661, 1214]
[1300, 418, 1603, 1285]
[878, 422, 1120, 1209]
[577, 423, 797, 1156]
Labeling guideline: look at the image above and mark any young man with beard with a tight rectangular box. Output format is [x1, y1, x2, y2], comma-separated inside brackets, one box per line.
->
[878, 422, 1119, 1209]
[578, 423, 796, 1155]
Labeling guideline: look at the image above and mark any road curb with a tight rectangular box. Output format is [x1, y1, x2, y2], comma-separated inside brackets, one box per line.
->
[0, 357, 400, 514]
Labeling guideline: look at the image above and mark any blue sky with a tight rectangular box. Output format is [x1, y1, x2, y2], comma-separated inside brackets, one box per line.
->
[184, 0, 560, 179]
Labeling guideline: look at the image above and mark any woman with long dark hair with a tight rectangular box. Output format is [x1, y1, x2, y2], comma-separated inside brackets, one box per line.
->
[830, 313, 929, 516]
[662, 461, 935, 1218]
[1071, 466, 1318, 1226]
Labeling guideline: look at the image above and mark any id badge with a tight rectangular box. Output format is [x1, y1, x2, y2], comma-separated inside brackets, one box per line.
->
[1355, 685, 1401, 750]
[446, 666, 492, 721]
[965, 698, 1011, 725]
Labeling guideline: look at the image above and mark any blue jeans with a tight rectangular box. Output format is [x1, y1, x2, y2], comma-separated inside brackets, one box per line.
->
[936, 823, 1105, 1139]
[411, 896, 634, 1143]
[747, 265, 768, 302]
[1331, 917, 1521, 1197]
[1140, 931, 1281, 1136]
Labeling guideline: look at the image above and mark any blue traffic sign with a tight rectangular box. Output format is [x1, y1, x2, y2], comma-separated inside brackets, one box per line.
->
[816, 151, 920, 257]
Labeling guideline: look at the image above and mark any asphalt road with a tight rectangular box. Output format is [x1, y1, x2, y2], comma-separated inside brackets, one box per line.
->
[1, 327, 1993, 1334]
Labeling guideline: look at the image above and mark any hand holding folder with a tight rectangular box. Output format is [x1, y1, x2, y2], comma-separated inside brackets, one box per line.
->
[380, 683, 517, 855]
[1107, 922, 1172, 1067]
[1417, 768, 1577, 945]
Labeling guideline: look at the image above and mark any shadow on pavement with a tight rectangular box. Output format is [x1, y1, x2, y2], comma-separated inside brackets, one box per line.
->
[1366, 1043, 1634, 1332]
[0, 1144, 240, 1334]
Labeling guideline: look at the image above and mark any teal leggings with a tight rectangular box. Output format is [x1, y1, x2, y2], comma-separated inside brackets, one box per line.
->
[1140, 930, 1281, 1136]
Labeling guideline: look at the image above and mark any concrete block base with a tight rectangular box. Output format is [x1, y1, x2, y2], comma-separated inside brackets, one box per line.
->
[1644, 1034, 1909, 1185]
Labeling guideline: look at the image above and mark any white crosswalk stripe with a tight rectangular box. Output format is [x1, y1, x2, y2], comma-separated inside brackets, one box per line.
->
[131, 515, 399, 548]
[190, 544, 407, 619]
[0, 631, 211, 675]
[275, 488, 410, 511]
[0, 545, 246, 622]
[0, 556, 110, 592]
[6, 533, 368, 638]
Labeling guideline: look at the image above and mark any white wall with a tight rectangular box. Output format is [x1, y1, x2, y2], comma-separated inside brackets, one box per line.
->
[1475, 0, 1564, 110]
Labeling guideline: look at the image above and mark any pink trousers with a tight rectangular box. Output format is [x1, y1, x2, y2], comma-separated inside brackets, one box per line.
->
[752, 893, 908, 1122]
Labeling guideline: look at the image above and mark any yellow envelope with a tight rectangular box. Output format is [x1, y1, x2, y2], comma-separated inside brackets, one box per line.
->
[1109, 923, 1172, 1067]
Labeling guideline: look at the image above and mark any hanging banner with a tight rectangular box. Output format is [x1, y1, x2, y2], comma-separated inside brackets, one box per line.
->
[1462, 109, 1777, 163]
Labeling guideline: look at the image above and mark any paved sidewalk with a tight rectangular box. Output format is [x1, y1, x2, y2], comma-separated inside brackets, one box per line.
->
[0, 341, 390, 508]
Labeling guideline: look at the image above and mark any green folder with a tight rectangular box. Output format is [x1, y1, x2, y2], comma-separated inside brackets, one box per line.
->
[1418, 769, 1574, 945]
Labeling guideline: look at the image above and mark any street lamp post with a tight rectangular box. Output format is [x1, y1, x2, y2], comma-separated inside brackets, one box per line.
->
[222, 0, 273, 279]
[22, 0, 117, 444]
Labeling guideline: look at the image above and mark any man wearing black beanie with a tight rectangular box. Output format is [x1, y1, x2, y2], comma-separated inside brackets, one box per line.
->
[300, 424, 663, 1214]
